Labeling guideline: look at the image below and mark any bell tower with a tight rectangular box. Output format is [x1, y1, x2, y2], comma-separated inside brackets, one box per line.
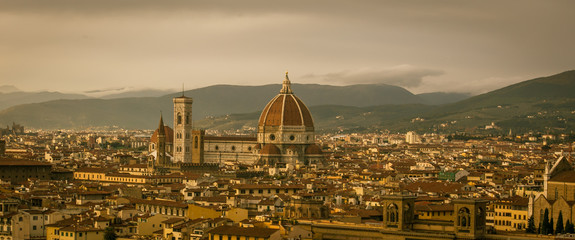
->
[381, 194, 416, 231]
[173, 92, 193, 163]
[453, 199, 487, 239]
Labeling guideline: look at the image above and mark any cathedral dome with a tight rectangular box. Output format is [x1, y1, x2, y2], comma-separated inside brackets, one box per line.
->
[305, 144, 323, 155]
[260, 144, 281, 155]
[258, 73, 314, 129]
[150, 126, 174, 143]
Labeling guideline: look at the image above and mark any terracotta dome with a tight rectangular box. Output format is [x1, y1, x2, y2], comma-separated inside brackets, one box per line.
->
[258, 73, 314, 128]
[150, 126, 174, 143]
[305, 144, 323, 155]
[260, 144, 281, 155]
[254, 143, 262, 150]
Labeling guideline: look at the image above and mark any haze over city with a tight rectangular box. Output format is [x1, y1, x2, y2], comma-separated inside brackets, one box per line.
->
[1, 0, 574, 96]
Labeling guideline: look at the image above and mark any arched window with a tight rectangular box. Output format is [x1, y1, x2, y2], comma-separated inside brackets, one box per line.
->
[186, 114, 190, 124]
[194, 136, 199, 149]
[458, 207, 471, 228]
[177, 113, 182, 124]
[387, 203, 399, 223]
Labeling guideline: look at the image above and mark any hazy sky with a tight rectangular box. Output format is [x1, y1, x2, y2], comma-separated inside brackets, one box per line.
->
[1, 0, 574, 95]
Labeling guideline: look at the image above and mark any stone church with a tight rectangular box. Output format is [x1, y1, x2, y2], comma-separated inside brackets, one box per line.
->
[532, 156, 575, 229]
[148, 73, 324, 171]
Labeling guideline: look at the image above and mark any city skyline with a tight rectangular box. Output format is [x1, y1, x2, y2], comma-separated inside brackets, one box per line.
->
[1, 0, 574, 96]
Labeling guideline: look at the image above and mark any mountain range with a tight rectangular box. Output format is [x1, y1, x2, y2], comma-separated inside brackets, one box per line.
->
[0, 70, 573, 134]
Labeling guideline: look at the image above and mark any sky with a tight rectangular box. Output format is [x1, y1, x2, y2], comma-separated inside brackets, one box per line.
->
[0, 0, 574, 96]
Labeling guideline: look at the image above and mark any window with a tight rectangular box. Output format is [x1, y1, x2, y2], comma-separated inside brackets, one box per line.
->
[79, 233, 83, 237]
[457, 207, 471, 228]
[387, 204, 398, 223]
[177, 113, 182, 124]
[33, 226, 37, 230]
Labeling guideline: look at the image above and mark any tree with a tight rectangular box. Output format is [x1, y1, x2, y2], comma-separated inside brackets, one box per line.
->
[556, 211, 564, 234]
[541, 208, 550, 234]
[526, 215, 536, 233]
[566, 220, 575, 234]
[104, 227, 117, 240]
[550, 218, 554, 235]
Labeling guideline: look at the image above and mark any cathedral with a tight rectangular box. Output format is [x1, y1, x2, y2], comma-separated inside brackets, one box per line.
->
[532, 156, 575, 230]
[148, 73, 324, 172]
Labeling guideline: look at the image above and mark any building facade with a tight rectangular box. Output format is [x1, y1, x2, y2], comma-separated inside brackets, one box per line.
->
[173, 95, 194, 163]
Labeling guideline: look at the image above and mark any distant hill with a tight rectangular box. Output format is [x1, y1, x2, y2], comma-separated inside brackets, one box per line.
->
[192, 70, 575, 134]
[0, 98, 164, 130]
[412, 70, 575, 133]
[416, 92, 472, 105]
[0, 91, 90, 111]
[100, 89, 176, 99]
[0, 83, 424, 129]
[1, 70, 572, 133]
[195, 104, 435, 133]
[0, 85, 19, 93]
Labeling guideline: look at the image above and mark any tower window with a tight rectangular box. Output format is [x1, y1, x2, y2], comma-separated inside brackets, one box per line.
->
[231, 146, 236, 151]
[194, 136, 199, 149]
[186, 114, 190, 124]
[177, 113, 182, 125]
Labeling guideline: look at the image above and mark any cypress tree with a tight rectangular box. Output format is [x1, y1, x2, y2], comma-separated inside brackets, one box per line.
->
[550, 218, 554, 235]
[556, 211, 564, 234]
[542, 208, 550, 234]
[526, 215, 536, 233]
[566, 220, 575, 234]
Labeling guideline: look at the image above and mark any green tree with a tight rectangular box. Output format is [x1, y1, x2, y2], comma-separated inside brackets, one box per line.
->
[526, 215, 536, 233]
[541, 208, 550, 234]
[550, 218, 554, 235]
[556, 211, 564, 234]
[566, 220, 575, 234]
[104, 227, 117, 240]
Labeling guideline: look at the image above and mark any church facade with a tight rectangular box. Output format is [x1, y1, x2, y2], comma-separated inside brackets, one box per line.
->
[532, 156, 575, 230]
[148, 73, 324, 171]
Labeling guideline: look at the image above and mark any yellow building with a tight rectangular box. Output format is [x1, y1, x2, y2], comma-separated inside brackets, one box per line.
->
[233, 184, 304, 197]
[187, 204, 249, 223]
[55, 226, 104, 240]
[415, 204, 454, 221]
[208, 226, 280, 240]
[132, 198, 188, 217]
[493, 196, 529, 231]
[136, 214, 171, 236]
[74, 167, 183, 185]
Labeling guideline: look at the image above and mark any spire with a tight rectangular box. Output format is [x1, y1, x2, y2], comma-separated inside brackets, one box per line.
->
[280, 71, 293, 94]
[182, 83, 185, 97]
[158, 113, 165, 135]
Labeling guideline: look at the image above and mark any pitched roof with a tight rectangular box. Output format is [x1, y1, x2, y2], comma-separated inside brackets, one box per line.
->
[208, 226, 278, 238]
[549, 170, 575, 183]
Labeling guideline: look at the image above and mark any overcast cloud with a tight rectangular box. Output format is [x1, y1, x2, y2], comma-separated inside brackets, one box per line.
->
[0, 0, 574, 95]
